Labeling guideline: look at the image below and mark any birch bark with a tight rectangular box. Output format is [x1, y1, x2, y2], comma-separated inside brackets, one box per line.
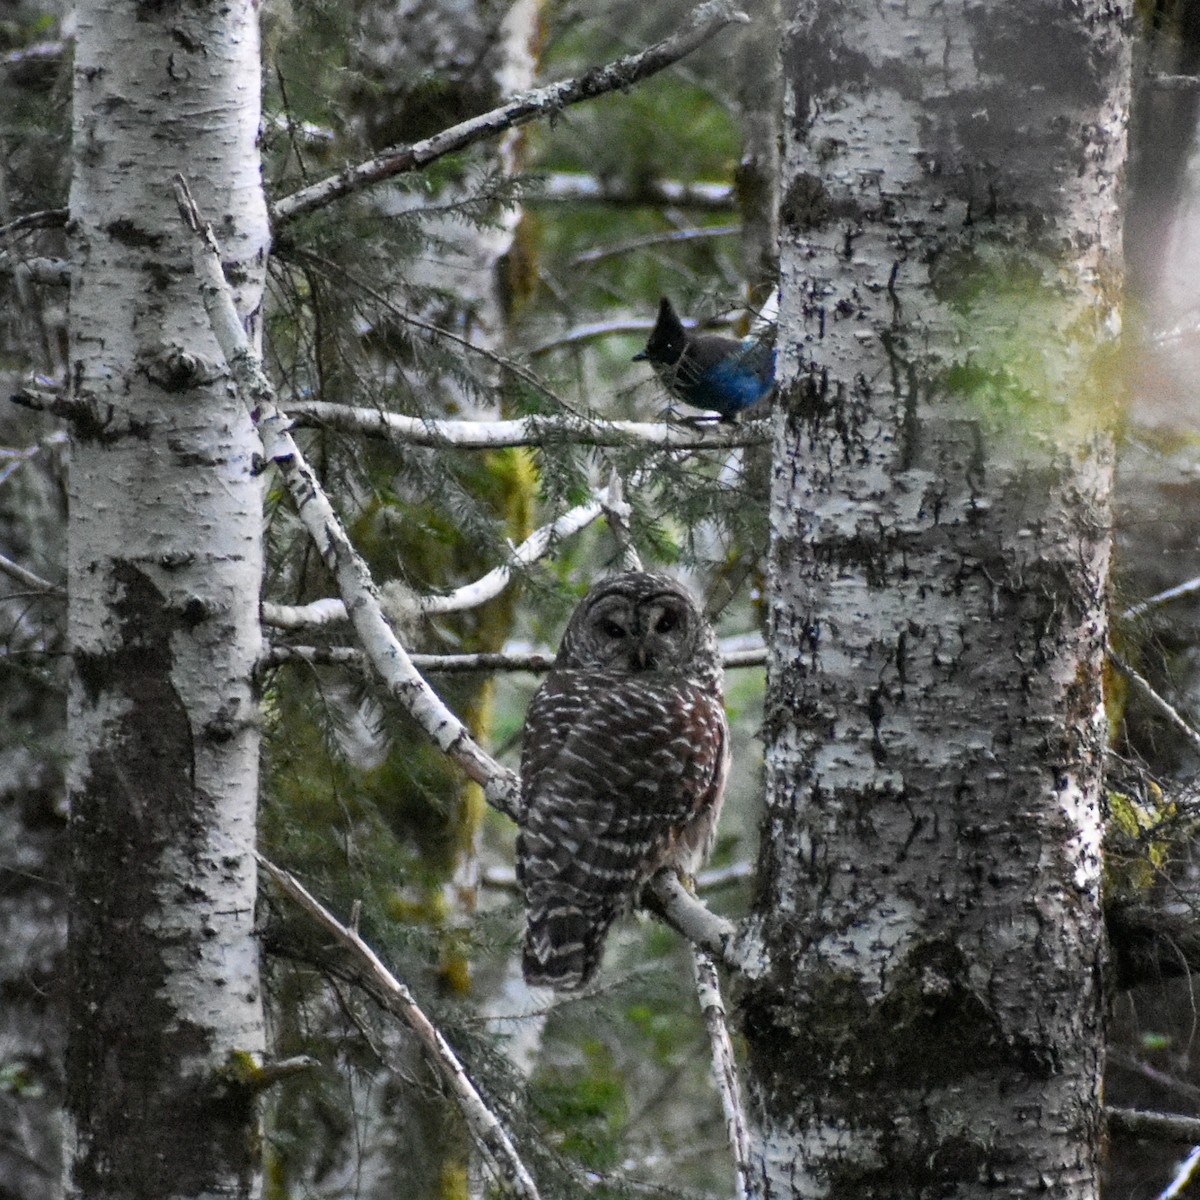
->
[65, 1, 267, 1196]
[745, 2, 1129, 1195]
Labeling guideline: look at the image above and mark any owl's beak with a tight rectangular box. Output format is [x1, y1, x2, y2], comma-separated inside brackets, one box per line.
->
[635, 645, 650, 669]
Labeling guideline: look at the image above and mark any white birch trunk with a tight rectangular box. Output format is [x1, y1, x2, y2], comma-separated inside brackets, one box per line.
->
[745, 2, 1129, 1195]
[65, 1, 267, 1196]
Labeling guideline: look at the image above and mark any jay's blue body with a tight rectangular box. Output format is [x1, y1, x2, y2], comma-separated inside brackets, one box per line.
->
[633, 297, 775, 422]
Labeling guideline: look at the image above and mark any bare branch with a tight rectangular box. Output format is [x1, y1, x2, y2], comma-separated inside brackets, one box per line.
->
[261, 641, 764, 673]
[0, 551, 60, 596]
[0, 209, 68, 240]
[271, 0, 749, 225]
[257, 855, 540, 1200]
[262, 644, 558, 674]
[1121, 576, 1200, 621]
[1107, 1106, 1200, 1143]
[175, 175, 518, 817]
[644, 870, 740, 972]
[287, 399, 770, 450]
[262, 496, 604, 632]
[1, 40, 65, 67]
[260, 598, 348, 631]
[1109, 652, 1200, 759]
[392, 497, 605, 617]
[1108, 1049, 1200, 1107]
[1155, 1144, 1200, 1200]
[532, 172, 736, 211]
[691, 950, 752, 1200]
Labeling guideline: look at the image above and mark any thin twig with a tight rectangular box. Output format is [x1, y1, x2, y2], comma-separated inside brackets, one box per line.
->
[691, 950, 752, 1200]
[289, 247, 581, 415]
[174, 174, 518, 818]
[570, 224, 741, 267]
[271, 0, 749, 225]
[257, 855, 540, 1200]
[287, 399, 770, 450]
[1108, 1049, 1200, 1107]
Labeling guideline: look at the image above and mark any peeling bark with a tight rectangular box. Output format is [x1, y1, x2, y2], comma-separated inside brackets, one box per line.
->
[746, 2, 1129, 1196]
[65, 1, 267, 1196]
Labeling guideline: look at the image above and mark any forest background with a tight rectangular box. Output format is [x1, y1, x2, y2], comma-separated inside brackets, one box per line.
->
[4, 0, 1200, 1197]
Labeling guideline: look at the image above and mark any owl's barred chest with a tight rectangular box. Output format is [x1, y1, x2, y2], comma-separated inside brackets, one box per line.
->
[516, 571, 729, 989]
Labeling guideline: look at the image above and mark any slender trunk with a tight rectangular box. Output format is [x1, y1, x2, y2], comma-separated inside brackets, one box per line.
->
[744, 2, 1129, 1195]
[65, 1, 267, 1195]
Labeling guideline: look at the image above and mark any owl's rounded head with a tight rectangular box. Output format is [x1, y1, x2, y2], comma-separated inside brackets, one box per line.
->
[556, 572, 720, 683]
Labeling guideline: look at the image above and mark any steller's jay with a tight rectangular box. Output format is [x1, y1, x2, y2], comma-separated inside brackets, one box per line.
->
[632, 297, 775, 422]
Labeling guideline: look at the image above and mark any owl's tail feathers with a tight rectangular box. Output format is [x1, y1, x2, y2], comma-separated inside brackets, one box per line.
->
[522, 903, 614, 991]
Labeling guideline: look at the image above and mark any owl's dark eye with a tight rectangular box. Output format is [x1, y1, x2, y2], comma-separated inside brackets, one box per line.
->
[655, 610, 678, 634]
[600, 618, 627, 639]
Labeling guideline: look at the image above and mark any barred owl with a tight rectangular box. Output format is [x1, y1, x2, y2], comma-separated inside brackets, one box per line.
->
[517, 572, 729, 990]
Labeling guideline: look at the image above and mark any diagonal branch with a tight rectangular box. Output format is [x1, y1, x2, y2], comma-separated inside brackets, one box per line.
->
[271, 0, 749, 225]
[1109, 651, 1200, 760]
[0, 550, 60, 595]
[174, 175, 519, 818]
[257, 855, 540, 1200]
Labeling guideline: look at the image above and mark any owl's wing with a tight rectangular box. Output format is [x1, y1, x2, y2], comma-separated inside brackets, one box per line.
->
[517, 669, 728, 989]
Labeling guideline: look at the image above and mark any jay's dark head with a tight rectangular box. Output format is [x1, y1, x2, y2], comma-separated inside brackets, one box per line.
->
[632, 297, 688, 367]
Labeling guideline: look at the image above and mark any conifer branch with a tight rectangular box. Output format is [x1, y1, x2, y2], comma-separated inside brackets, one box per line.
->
[271, 0, 749, 225]
[175, 175, 519, 818]
[257, 855, 541, 1200]
[288, 399, 770, 450]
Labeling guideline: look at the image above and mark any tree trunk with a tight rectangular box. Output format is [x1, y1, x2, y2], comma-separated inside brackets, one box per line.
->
[743, 2, 1128, 1196]
[65, 1, 267, 1196]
